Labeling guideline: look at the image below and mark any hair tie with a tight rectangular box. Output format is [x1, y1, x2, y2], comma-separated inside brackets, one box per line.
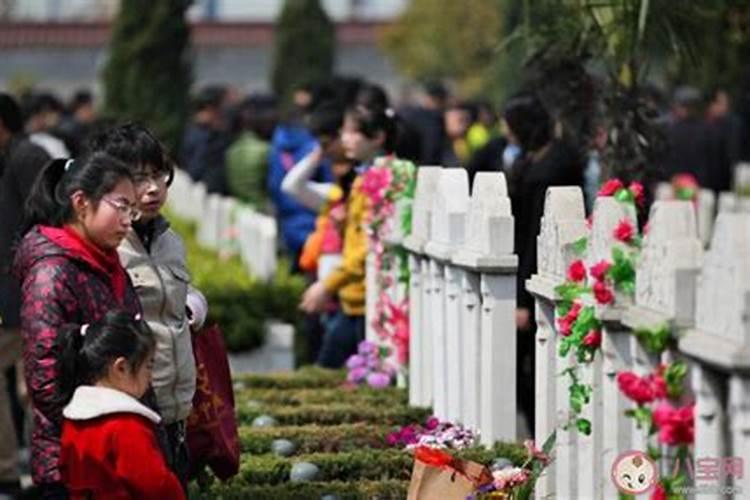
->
[80, 324, 89, 337]
[64, 159, 75, 172]
[384, 108, 395, 118]
[134, 313, 142, 321]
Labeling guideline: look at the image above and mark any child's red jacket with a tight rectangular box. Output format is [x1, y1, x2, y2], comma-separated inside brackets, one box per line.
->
[60, 386, 185, 500]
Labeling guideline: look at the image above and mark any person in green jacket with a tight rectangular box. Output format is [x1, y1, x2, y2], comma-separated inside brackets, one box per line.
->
[225, 95, 277, 210]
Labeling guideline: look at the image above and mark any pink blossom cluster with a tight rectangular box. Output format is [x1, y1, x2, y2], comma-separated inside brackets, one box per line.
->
[386, 417, 478, 451]
[345, 340, 396, 389]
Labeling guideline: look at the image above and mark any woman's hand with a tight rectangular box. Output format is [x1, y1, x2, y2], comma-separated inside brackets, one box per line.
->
[300, 281, 330, 314]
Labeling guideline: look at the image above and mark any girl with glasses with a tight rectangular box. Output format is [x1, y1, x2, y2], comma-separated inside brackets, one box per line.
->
[14, 153, 142, 499]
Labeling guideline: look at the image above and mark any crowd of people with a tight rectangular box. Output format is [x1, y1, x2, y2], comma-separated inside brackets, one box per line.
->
[1, 75, 748, 497]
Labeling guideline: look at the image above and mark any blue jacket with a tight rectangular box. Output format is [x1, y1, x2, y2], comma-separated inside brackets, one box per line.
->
[267, 124, 333, 255]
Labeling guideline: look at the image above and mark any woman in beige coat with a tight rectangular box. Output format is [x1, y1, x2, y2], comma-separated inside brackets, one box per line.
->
[90, 124, 207, 486]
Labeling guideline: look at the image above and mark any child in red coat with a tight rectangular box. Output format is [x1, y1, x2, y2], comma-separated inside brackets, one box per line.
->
[57, 311, 185, 500]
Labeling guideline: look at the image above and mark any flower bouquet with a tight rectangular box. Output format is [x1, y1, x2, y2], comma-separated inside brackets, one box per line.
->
[386, 417, 479, 451]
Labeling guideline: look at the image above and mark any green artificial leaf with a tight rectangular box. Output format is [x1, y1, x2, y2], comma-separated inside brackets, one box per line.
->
[555, 282, 586, 302]
[576, 418, 592, 435]
[634, 324, 672, 354]
[647, 443, 662, 461]
[664, 360, 688, 400]
[572, 237, 588, 255]
[615, 188, 635, 203]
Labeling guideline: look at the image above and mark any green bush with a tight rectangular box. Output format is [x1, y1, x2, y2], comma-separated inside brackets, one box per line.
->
[233, 366, 346, 389]
[237, 402, 432, 427]
[167, 212, 305, 352]
[237, 449, 413, 485]
[240, 423, 393, 454]
[236, 386, 409, 407]
[190, 479, 408, 500]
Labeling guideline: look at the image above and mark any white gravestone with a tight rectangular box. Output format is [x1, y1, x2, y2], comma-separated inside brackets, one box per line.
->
[525, 187, 587, 500]
[424, 169, 470, 421]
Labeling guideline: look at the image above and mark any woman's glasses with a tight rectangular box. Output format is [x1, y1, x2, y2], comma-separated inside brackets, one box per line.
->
[102, 196, 142, 222]
[133, 172, 171, 188]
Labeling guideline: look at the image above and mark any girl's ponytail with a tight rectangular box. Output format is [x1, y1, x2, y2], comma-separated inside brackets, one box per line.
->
[55, 323, 88, 407]
[22, 158, 69, 235]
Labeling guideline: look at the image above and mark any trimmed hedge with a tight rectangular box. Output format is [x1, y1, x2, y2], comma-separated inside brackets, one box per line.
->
[167, 212, 306, 353]
[234, 446, 526, 486]
[238, 402, 432, 427]
[236, 386, 409, 407]
[240, 423, 393, 454]
[190, 479, 408, 500]
[234, 366, 346, 390]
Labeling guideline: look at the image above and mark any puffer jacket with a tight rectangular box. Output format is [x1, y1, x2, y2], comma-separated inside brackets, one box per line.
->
[118, 218, 196, 424]
[14, 226, 141, 486]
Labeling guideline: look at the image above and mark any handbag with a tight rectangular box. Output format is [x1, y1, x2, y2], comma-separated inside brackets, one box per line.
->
[407, 446, 494, 500]
[186, 323, 240, 481]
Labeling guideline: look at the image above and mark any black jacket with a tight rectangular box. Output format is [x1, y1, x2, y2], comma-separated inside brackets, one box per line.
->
[509, 140, 584, 311]
[0, 135, 51, 327]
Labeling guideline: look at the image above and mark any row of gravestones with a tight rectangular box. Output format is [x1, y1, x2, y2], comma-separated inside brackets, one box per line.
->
[528, 187, 750, 499]
[367, 166, 750, 498]
[168, 169, 277, 281]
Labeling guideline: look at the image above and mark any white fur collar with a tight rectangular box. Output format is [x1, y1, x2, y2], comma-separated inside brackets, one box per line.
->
[63, 386, 161, 424]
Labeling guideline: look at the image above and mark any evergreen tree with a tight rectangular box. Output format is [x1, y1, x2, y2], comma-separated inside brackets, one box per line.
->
[102, 0, 192, 153]
[271, 0, 335, 103]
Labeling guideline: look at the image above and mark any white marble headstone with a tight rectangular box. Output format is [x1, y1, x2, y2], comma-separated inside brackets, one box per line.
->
[631, 201, 702, 325]
[424, 169, 470, 261]
[403, 167, 441, 253]
[452, 172, 516, 271]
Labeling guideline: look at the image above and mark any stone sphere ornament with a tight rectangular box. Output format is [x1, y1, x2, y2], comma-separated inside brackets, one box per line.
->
[251, 414, 277, 428]
[290, 462, 320, 482]
[271, 439, 296, 457]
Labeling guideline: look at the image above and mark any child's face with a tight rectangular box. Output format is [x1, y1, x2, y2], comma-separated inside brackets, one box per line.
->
[341, 116, 382, 161]
[107, 353, 154, 399]
[133, 166, 169, 221]
[75, 178, 137, 250]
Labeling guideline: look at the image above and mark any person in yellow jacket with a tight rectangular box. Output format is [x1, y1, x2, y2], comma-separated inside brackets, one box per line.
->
[300, 104, 398, 368]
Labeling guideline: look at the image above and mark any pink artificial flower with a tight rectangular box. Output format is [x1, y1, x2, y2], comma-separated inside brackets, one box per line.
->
[346, 354, 366, 369]
[567, 259, 587, 282]
[652, 403, 695, 446]
[524, 440, 551, 465]
[386, 432, 399, 446]
[593, 281, 614, 305]
[583, 329, 602, 348]
[347, 366, 368, 384]
[629, 181, 645, 206]
[585, 216, 593, 230]
[492, 467, 530, 490]
[425, 417, 440, 431]
[613, 218, 636, 243]
[361, 167, 392, 205]
[598, 179, 624, 197]
[366, 371, 392, 389]
[566, 301, 583, 321]
[589, 260, 611, 281]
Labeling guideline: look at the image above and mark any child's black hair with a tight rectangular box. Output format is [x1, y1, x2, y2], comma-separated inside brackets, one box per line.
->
[22, 152, 132, 235]
[344, 104, 399, 154]
[86, 123, 175, 184]
[503, 92, 552, 153]
[56, 310, 156, 405]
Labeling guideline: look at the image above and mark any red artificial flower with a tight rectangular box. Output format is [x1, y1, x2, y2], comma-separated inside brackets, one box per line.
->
[617, 372, 667, 405]
[642, 222, 650, 236]
[583, 329, 602, 348]
[652, 403, 695, 446]
[589, 260, 611, 282]
[613, 219, 635, 243]
[651, 483, 667, 500]
[567, 301, 583, 321]
[651, 374, 667, 400]
[598, 179, 624, 197]
[629, 181, 645, 206]
[593, 281, 614, 305]
[557, 316, 573, 337]
[567, 260, 587, 282]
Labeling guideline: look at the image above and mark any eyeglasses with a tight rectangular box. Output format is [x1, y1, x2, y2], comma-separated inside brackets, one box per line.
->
[133, 172, 171, 187]
[102, 196, 142, 222]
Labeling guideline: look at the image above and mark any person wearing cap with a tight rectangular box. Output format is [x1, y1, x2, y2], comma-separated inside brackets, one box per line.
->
[0, 92, 51, 497]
